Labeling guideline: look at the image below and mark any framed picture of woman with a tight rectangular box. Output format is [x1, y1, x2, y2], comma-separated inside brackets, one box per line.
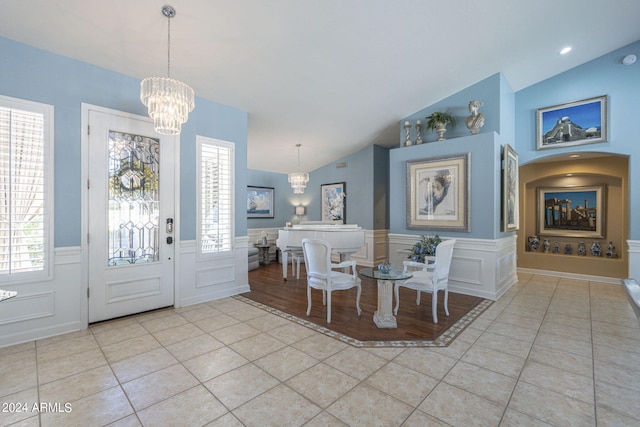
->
[406, 153, 470, 231]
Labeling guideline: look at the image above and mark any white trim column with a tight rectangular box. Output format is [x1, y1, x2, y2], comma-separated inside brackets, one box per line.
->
[628, 239, 640, 280]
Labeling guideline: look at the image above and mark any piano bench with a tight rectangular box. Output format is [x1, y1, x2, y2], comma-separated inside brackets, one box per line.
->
[290, 251, 304, 279]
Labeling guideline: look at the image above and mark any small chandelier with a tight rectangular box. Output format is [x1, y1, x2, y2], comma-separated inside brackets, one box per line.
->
[140, 5, 194, 135]
[288, 144, 309, 194]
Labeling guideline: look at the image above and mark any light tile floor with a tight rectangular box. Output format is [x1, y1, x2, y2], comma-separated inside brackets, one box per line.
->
[2, 273, 640, 426]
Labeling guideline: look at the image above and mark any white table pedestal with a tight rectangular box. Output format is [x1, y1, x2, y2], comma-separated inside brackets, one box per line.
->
[373, 279, 397, 328]
[359, 267, 411, 330]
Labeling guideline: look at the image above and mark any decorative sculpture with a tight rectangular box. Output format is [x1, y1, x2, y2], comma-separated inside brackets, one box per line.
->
[465, 100, 485, 135]
[404, 121, 412, 146]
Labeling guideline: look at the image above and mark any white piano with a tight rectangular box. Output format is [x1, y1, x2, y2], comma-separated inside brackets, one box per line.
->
[276, 223, 365, 280]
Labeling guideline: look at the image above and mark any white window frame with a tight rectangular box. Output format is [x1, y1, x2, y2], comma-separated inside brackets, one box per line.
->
[0, 95, 54, 283]
[196, 136, 235, 260]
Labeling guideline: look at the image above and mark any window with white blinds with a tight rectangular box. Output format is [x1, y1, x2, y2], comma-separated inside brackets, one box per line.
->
[0, 96, 53, 280]
[197, 136, 234, 257]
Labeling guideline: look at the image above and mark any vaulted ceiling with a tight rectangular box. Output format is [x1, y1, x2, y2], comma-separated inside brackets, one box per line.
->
[2, 0, 639, 173]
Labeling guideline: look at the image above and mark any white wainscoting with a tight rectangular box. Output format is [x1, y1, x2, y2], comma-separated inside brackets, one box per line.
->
[178, 237, 250, 308]
[628, 239, 640, 282]
[350, 229, 388, 267]
[0, 239, 253, 349]
[0, 247, 85, 348]
[388, 234, 518, 301]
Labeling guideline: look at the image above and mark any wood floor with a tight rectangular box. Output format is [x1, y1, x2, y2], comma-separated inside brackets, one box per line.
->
[244, 261, 485, 342]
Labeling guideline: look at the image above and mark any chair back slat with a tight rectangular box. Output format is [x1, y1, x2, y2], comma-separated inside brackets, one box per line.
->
[302, 238, 332, 281]
[433, 239, 456, 285]
[301, 237, 362, 323]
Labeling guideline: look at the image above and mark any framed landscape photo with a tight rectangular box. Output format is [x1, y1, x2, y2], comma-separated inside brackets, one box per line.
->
[502, 144, 519, 231]
[536, 95, 607, 150]
[537, 185, 605, 238]
[247, 186, 274, 218]
[321, 182, 346, 224]
[406, 153, 470, 232]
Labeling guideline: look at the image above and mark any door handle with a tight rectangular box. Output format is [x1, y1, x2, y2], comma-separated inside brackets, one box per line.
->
[166, 218, 173, 233]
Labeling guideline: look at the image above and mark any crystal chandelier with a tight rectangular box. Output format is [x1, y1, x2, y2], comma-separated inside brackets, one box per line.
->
[140, 5, 194, 136]
[288, 144, 309, 194]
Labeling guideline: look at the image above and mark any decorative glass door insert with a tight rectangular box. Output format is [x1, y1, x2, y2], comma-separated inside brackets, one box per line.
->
[87, 106, 174, 323]
[108, 131, 160, 266]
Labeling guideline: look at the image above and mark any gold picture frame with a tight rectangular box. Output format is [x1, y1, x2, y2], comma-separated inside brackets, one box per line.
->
[537, 185, 605, 238]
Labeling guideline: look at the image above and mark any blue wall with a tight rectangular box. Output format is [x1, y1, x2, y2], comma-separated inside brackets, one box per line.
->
[373, 145, 390, 230]
[308, 146, 375, 229]
[389, 133, 503, 239]
[391, 73, 515, 239]
[400, 73, 510, 145]
[17, 28, 633, 245]
[515, 40, 640, 238]
[248, 144, 390, 231]
[0, 36, 248, 246]
[246, 170, 300, 228]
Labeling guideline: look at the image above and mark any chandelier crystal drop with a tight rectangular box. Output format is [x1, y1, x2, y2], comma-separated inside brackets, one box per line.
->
[288, 144, 309, 194]
[140, 5, 194, 136]
[288, 172, 309, 194]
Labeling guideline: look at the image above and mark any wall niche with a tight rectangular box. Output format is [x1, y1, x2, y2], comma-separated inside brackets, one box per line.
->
[517, 153, 628, 279]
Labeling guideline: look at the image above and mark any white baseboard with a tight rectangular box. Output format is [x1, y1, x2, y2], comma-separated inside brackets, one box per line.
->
[517, 267, 621, 285]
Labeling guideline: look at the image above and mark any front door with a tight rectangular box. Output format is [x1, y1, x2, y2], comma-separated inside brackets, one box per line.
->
[87, 107, 175, 323]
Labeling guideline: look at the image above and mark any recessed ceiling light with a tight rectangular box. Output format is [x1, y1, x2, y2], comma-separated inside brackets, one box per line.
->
[559, 46, 572, 55]
[566, 173, 573, 176]
[569, 154, 580, 158]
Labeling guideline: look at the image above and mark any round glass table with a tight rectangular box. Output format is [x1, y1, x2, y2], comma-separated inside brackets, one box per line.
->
[359, 267, 412, 328]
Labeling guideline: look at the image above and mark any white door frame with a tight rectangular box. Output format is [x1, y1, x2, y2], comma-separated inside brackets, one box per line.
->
[80, 103, 181, 326]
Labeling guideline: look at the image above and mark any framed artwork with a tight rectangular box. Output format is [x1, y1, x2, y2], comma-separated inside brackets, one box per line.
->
[537, 185, 605, 238]
[502, 144, 519, 231]
[247, 186, 274, 218]
[536, 95, 608, 150]
[321, 182, 346, 224]
[406, 153, 470, 232]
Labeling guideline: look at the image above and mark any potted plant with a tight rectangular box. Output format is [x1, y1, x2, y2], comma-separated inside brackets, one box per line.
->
[426, 111, 456, 141]
[408, 234, 442, 263]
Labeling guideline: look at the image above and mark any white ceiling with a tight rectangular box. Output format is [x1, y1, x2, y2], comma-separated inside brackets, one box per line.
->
[2, 0, 639, 174]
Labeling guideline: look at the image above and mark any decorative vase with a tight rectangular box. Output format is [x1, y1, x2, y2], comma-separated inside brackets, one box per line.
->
[528, 235, 540, 252]
[577, 242, 586, 256]
[261, 236, 267, 245]
[606, 241, 617, 258]
[543, 239, 550, 253]
[564, 244, 573, 255]
[590, 242, 601, 257]
[377, 262, 391, 274]
[553, 241, 560, 254]
[435, 122, 447, 141]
